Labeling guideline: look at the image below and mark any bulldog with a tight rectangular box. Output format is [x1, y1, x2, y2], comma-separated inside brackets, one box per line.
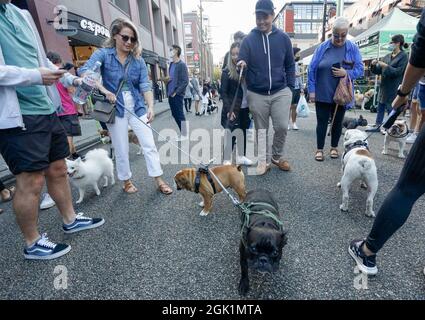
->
[174, 165, 246, 216]
[383, 120, 409, 159]
[343, 115, 368, 130]
[338, 129, 378, 218]
[239, 189, 287, 296]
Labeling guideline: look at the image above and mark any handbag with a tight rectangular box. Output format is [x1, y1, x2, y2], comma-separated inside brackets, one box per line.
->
[333, 74, 353, 106]
[91, 62, 131, 124]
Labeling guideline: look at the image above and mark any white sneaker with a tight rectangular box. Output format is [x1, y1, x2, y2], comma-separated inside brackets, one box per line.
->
[292, 123, 299, 130]
[175, 135, 189, 142]
[288, 124, 292, 131]
[40, 193, 56, 210]
[236, 156, 255, 166]
[223, 160, 232, 166]
[407, 133, 418, 144]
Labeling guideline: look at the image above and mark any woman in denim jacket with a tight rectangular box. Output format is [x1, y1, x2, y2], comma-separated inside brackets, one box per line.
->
[80, 18, 172, 195]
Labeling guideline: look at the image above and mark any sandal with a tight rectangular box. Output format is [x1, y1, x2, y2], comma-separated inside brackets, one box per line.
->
[1, 186, 15, 203]
[315, 150, 324, 162]
[123, 181, 138, 194]
[158, 183, 173, 195]
[330, 148, 339, 159]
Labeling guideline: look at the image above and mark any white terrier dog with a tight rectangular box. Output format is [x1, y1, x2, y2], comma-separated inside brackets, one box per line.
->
[66, 149, 115, 204]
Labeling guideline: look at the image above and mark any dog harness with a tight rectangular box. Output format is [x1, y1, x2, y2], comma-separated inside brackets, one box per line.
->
[194, 167, 217, 194]
[343, 140, 370, 160]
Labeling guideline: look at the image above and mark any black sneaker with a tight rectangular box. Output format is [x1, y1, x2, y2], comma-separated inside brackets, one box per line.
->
[348, 239, 378, 275]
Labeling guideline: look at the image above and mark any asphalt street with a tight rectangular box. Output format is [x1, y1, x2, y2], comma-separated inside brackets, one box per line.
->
[0, 103, 424, 300]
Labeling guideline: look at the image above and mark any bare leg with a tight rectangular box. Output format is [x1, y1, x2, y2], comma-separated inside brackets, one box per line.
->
[290, 104, 297, 124]
[13, 172, 45, 246]
[67, 137, 76, 155]
[45, 159, 77, 225]
[410, 101, 419, 130]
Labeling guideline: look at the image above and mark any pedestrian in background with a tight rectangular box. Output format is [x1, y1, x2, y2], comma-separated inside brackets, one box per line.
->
[349, 8, 425, 276]
[366, 34, 409, 133]
[238, 0, 295, 175]
[79, 18, 173, 195]
[221, 42, 254, 166]
[184, 81, 193, 113]
[222, 31, 246, 71]
[0, 1, 104, 260]
[406, 77, 425, 144]
[289, 47, 302, 131]
[190, 75, 201, 116]
[308, 17, 364, 161]
[167, 44, 189, 141]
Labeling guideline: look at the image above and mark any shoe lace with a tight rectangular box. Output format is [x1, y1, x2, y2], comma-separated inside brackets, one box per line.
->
[37, 233, 56, 249]
[75, 212, 89, 221]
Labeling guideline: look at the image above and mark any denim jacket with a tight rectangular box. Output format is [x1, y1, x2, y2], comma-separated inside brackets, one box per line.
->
[79, 48, 151, 118]
[308, 39, 364, 107]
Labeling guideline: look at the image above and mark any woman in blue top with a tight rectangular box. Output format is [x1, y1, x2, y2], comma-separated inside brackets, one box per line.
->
[80, 18, 172, 195]
[308, 17, 364, 161]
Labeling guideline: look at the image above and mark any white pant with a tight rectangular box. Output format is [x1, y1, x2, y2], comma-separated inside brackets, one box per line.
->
[107, 91, 163, 181]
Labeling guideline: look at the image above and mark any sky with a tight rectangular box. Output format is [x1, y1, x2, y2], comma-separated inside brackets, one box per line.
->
[181, 0, 283, 64]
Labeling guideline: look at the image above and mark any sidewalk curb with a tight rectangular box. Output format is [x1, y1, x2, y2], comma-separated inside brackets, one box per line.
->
[0, 106, 170, 185]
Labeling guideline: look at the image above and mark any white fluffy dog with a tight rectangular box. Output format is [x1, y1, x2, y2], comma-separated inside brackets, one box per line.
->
[338, 129, 378, 217]
[66, 149, 115, 204]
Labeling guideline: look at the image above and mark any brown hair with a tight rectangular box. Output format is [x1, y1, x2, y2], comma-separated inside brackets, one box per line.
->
[227, 42, 241, 81]
[103, 18, 142, 58]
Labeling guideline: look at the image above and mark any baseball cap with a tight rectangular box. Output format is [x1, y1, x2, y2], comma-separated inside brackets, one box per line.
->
[255, 0, 275, 15]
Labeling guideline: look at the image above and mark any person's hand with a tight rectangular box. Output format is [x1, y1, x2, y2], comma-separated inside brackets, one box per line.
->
[103, 91, 117, 104]
[171, 93, 176, 98]
[147, 107, 155, 123]
[237, 60, 247, 70]
[332, 67, 347, 78]
[227, 112, 236, 122]
[378, 61, 388, 68]
[39, 68, 66, 86]
[371, 59, 378, 66]
[73, 78, 83, 87]
[392, 95, 408, 109]
[309, 92, 316, 103]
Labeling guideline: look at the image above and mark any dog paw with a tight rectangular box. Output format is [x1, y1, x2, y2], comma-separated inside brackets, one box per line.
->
[366, 211, 376, 218]
[398, 154, 406, 159]
[340, 204, 349, 212]
[238, 279, 249, 296]
[76, 199, 83, 204]
[199, 210, 209, 216]
[198, 201, 205, 208]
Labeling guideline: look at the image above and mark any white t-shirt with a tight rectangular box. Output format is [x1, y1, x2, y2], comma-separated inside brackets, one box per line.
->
[201, 93, 209, 104]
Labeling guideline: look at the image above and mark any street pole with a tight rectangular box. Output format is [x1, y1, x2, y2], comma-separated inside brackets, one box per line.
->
[199, 0, 204, 81]
[321, 0, 328, 42]
[336, 0, 344, 17]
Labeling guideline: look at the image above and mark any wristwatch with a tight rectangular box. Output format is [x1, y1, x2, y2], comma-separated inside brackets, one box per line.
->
[397, 86, 410, 97]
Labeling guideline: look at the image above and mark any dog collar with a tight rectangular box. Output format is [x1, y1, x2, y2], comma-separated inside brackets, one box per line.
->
[343, 140, 369, 160]
[194, 167, 217, 194]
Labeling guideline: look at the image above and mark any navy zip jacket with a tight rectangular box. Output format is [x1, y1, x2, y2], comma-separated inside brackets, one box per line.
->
[410, 8, 425, 69]
[238, 25, 295, 96]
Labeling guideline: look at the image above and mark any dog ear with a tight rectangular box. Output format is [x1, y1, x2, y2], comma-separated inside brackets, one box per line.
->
[236, 165, 242, 172]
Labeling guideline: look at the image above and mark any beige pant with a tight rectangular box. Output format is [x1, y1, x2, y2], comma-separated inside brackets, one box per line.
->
[247, 87, 292, 163]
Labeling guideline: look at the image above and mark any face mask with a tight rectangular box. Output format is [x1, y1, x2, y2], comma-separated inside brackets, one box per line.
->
[387, 44, 395, 52]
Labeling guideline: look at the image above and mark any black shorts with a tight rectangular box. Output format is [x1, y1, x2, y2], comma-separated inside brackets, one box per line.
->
[291, 89, 301, 105]
[0, 114, 70, 175]
[59, 114, 82, 137]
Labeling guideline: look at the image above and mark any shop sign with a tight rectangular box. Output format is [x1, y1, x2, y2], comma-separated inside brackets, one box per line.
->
[80, 19, 110, 38]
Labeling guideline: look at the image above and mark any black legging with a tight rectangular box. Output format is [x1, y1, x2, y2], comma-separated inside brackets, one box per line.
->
[366, 124, 425, 253]
[184, 98, 192, 112]
[223, 108, 251, 160]
[315, 101, 346, 149]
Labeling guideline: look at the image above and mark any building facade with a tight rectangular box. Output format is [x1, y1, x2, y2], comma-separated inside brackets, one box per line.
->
[274, 1, 354, 50]
[12, 0, 185, 94]
[183, 11, 213, 82]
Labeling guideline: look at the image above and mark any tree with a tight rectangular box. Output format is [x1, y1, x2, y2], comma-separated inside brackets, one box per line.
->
[213, 65, 222, 83]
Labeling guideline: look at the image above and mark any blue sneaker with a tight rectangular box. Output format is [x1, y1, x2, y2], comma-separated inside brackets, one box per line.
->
[24, 233, 71, 260]
[348, 239, 378, 275]
[63, 213, 105, 234]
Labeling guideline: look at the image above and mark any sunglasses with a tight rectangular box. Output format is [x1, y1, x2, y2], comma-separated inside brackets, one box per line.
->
[333, 33, 347, 40]
[119, 34, 137, 44]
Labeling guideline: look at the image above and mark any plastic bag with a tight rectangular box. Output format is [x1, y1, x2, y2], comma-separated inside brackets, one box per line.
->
[296, 95, 310, 118]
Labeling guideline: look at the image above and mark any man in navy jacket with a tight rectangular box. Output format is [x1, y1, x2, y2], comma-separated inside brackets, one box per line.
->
[238, 0, 295, 175]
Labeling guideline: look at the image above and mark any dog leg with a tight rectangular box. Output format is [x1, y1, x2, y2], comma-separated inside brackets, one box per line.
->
[93, 183, 101, 196]
[103, 176, 108, 188]
[234, 184, 247, 202]
[199, 195, 212, 216]
[239, 242, 250, 296]
[339, 174, 354, 212]
[198, 201, 205, 208]
[382, 136, 389, 155]
[110, 172, 116, 185]
[76, 188, 85, 204]
[365, 179, 378, 218]
[398, 141, 406, 159]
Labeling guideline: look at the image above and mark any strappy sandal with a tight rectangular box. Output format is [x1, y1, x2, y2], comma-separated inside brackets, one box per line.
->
[315, 150, 324, 162]
[123, 181, 138, 194]
[1, 186, 15, 203]
[330, 148, 340, 159]
[158, 183, 173, 195]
